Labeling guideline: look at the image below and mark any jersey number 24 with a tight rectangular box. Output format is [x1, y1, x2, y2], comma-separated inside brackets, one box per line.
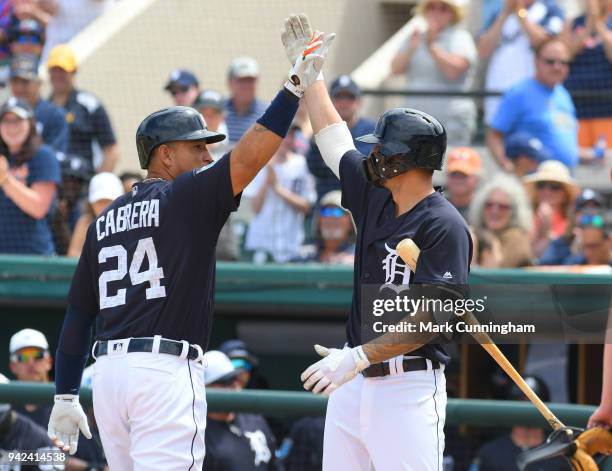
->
[98, 237, 166, 309]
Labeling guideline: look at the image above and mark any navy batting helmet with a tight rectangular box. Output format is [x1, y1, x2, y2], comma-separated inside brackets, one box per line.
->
[356, 108, 446, 186]
[135, 106, 226, 169]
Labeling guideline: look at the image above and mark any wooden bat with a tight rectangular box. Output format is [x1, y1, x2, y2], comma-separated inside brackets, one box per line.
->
[396, 238, 566, 431]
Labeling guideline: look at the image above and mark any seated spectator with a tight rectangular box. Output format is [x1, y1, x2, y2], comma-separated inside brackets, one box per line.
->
[469, 376, 566, 470]
[445, 147, 482, 219]
[504, 133, 552, 177]
[0, 98, 60, 255]
[244, 127, 316, 263]
[487, 38, 578, 171]
[8, 329, 53, 427]
[67, 171, 122, 257]
[219, 339, 268, 390]
[193, 89, 231, 160]
[119, 171, 142, 194]
[225, 57, 267, 144]
[314, 190, 355, 264]
[10, 53, 68, 152]
[391, 0, 477, 145]
[164, 68, 199, 106]
[469, 173, 533, 267]
[471, 228, 503, 268]
[523, 160, 579, 258]
[562, 0, 612, 160]
[478, 0, 564, 124]
[306, 75, 374, 200]
[574, 210, 611, 265]
[203, 350, 280, 471]
[48, 44, 119, 172]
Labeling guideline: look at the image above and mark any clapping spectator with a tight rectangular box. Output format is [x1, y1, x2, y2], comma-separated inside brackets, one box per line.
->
[306, 75, 374, 200]
[48, 44, 119, 172]
[469, 173, 533, 267]
[0, 98, 60, 255]
[390, 0, 477, 145]
[523, 160, 579, 259]
[478, 0, 564, 124]
[562, 0, 612, 160]
[444, 147, 482, 219]
[225, 57, 267, 144]
[244, 126, 316, 263]
[486, 39, 578, 171]
[164, 68, 199, 106]
[314, 190, 355, 265]
[504, 132, 552, 177]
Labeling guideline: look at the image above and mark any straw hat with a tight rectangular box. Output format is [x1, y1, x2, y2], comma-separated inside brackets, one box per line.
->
[416, 0, 466, 23]
[522, 160, 580, 201]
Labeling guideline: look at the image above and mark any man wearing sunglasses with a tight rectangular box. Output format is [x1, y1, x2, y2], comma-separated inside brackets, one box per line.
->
[486, 38, 578, 172]
[164, 68, 200, 107]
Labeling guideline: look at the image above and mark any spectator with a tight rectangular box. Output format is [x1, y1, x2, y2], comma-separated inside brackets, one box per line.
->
[7, 6, 47, 58]
[8, 329, 53, 427]
[203, 350, 280, 471]
[487, 38, 578, 171]
[471, 228, 504, 268]
[281, 416, 325, 470]
[306, 75, 374, 200]
[0, 0, 11, 82]
[445, 147, 482, 219]
[119, 171, 142, 194]
[562, 0, 612, 161]
[469, 173, 533, 267]
[574, 210, 610, 265]
[314, 190, 355, 264]
[41, 0, 115, 64]
[67, 171, 122, 258]
[225, 56, 267, 144]
[48, 44, 119, 172]
[0, 98, 60, 255]
[523, 160, 579, 258]
[244, 126, 316, 263]
[9, 53, 68, 152]
[478, 0, 564, 124]
[193, 89, 231, 161]
[219, 339, 268, 390]
[164, 68, 199, 106]
[390, 0, 477, 145]
[504, 132, 552, 177]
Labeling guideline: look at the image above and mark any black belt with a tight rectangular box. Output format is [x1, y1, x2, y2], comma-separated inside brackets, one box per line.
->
[94, 338, 200, 360]
[362, 358, 440, 378]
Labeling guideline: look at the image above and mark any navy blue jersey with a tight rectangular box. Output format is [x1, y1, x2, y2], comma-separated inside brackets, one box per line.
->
[339, 150, 472, 365]
[68, 153, 239, 349]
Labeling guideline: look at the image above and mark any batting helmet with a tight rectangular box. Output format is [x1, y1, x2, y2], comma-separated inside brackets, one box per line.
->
[135, 106, 226, 169]
[356, 108, 446, 186]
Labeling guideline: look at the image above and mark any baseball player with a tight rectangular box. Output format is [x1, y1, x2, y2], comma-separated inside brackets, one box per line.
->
[282, 15, 472, 470]
[46, 16, 333, 470]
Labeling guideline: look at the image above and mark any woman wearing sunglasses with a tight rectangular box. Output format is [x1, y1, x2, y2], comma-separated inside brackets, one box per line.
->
[469, 173, 534, 267]
[315, 190, 355, 265]
[523, 160, 580, 259]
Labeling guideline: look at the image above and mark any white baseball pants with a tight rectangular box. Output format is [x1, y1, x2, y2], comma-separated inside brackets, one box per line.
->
[323, 356, 446, 471]
[91, 339, 206, 471]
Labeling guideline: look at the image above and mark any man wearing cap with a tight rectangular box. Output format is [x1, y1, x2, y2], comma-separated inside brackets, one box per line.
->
[193, 89, 231, 161]
[219, 339, 264, 389]
[225, 56, 268, 144]
[306, 74, 374, 201]
[164, 68, 200, 107]
[9, 53, 68, 153]
[203, 350, 280, 471]
[48, 44, 120, 174]
[445, 147, 482, 220]
[504, 133, 552, 177]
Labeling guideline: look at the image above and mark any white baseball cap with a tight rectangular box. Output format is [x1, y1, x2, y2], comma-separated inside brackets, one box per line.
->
[88, 172, 124, 204]
[9, 328, 48, 354]
[203, 350, 240, 386]
[228, 56, 259, 79]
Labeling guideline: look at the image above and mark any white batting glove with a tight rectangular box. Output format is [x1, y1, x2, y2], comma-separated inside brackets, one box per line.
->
[300, 344, 370, 396]
[281, 13, 313, 64]
[47, 394, 92, 455]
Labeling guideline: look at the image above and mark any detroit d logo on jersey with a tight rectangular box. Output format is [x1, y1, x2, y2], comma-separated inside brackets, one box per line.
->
[380, 243, 412, 294]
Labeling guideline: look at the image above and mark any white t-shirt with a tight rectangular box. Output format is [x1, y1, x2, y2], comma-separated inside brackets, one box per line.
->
[244, 153, 316, 263]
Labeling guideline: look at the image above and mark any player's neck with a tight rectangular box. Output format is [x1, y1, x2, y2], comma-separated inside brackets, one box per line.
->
[387, 173, 434, 217]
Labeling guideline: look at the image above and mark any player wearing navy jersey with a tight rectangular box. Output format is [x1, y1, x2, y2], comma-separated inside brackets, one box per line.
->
[281, 14, 472, 470]
[47, 15, 334, 470]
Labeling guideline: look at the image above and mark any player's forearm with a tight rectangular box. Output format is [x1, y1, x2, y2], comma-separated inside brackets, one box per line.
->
[303, 81, 342, 135]
[99, 144, 120, 173]
[428, 45, 470, 81]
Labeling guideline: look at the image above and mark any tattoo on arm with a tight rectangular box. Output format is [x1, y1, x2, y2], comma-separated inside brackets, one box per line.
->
[253, 124, 268, 133]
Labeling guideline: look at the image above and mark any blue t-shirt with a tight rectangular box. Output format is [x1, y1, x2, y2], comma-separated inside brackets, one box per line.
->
[491, 78, 578, 168]
[35, 99, 69, 153]
[339, 150, 472, 365]
[0, 145, 60, 255]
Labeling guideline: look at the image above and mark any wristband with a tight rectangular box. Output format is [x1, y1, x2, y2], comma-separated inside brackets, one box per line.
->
[256, 89, 300, 138]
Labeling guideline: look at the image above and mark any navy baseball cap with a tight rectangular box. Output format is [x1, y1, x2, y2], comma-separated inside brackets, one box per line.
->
[504, 133, 552, 163]
[330, 74, 361, 98]
[219, 339, 259, 368]
[164, 69, 199, 91]
[8, 18, 44, 45]
[575, 188, 605, 210]
[10, 54, 39, 81]
[193, 89, 224, 111]
[0, 97, 34, 120]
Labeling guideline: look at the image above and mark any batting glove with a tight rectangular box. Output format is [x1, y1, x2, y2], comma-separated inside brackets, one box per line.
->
[281, 13, 313, 64]
[47, 394, 92, 455]
[284, 31, 335, 98]
[301, 344, 370, 396]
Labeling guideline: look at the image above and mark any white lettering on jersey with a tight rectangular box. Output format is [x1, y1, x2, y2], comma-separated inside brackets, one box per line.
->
[96, 199, 160, 242]
[382, 243, 412, 285]
[244, 430, 271, 466]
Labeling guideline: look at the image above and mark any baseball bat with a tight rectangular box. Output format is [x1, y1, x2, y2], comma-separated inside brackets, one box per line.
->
[396, 238, 566, 431]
